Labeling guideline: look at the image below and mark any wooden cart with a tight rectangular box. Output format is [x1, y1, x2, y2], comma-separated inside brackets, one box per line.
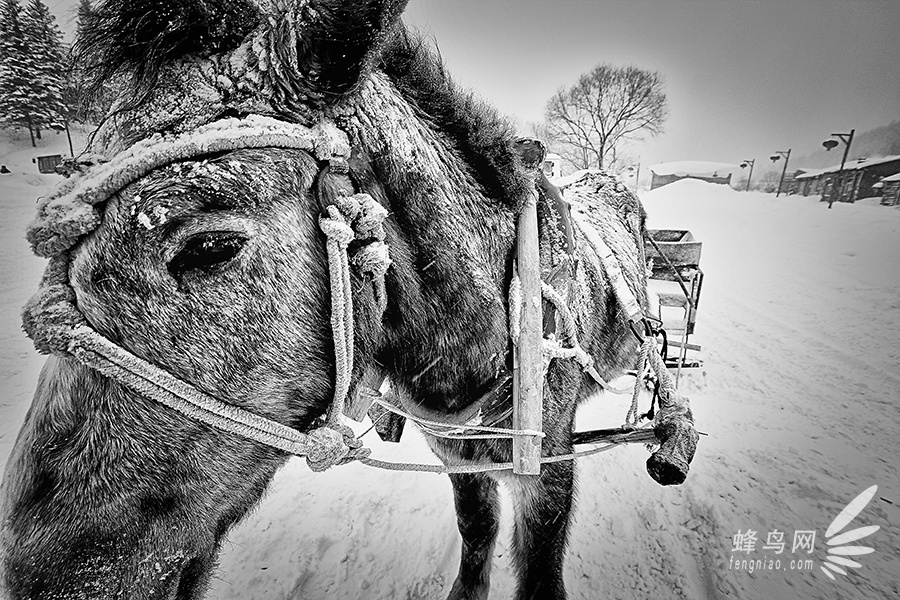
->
[645, 229, 703, 377]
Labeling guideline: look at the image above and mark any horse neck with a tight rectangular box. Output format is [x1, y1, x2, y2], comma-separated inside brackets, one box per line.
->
[1, 354, 287, 595]
[1, 356, 138, 523]
[346, 74, 517, 411]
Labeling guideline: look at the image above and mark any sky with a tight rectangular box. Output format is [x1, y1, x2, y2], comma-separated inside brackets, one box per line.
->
[400, 0, 900, 171]
[46, 0, 900, 172]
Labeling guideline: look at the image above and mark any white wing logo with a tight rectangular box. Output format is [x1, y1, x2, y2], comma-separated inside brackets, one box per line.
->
[819, 485, 880, 580]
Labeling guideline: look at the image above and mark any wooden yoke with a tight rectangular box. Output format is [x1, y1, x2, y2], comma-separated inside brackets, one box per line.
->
[512, 138, 546, 475]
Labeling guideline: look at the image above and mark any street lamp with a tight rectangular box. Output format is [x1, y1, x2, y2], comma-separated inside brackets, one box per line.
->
[770, 149, 791, 197]
[740, 159, 755, 192]
[822, 129, 854, 209]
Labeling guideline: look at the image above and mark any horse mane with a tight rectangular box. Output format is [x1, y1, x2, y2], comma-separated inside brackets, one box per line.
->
[380, 26, 530, 207]
[74, 0, 262, 97]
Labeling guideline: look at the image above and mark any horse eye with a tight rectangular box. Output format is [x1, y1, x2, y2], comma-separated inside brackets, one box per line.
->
[167, 232, 248, 279]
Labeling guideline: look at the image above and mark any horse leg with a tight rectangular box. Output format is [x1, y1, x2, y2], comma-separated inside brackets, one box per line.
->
[508, 461, 575, 600]
[447, 472, 501, 600]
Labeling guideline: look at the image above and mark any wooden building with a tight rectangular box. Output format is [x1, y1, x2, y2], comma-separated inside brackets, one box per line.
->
[649, 161, 737, 190]
[793, 155, 900, 203]
[784, 169, 807, 195]
[879, 173, 900, 206]
[794, 166, 830, 197]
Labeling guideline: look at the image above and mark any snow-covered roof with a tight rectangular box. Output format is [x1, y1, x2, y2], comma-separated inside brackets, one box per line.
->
[795, 167, 832, 179]
[881, 172, 900, 183]
[795, 155, 900, 179]
[857, 154, 900, 169]
[648, 161, 739, 177]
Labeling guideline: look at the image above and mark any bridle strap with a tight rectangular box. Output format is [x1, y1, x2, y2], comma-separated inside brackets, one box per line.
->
[25, 199, 388, 471]
[319, 205, 356, 429]
[70, 324, 313, 455]
[28, 116, 352, 259]
[317, 193, 392, 430]
[23, 115, 390, 471]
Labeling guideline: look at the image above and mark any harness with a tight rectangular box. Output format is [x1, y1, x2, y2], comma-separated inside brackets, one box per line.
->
[24, 115, 698, 482]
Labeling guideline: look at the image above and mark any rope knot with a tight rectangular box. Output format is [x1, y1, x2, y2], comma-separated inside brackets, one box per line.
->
[329, 193, 388, 241]
[352, 241, 391, 277]
[319, 211, 355, 246]
[305, 424, 370, 472]
[355, 195, 388, 240]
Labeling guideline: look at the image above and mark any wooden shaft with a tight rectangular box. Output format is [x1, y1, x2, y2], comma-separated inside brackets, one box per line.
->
[571, 427, 657, 446]
[512, 184, 543, 475]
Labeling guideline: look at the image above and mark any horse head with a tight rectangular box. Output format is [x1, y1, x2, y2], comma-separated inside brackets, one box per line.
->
[0, 1, 424, 598]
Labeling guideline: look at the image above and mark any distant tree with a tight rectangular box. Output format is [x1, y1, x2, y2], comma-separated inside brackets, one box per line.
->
[0, 0, 34, 141]
[0, 0, 68, 144]
[543, 64, 668, 171]
[20, 0, 68, 137]
[757, 169, 782, 193]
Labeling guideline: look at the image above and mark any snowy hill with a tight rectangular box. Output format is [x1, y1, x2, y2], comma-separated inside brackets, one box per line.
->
[793, 120, 900, 170]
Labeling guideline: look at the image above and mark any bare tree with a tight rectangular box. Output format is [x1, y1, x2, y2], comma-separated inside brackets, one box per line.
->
[544, 64, 668, 171]
[757, 169, 782, 193]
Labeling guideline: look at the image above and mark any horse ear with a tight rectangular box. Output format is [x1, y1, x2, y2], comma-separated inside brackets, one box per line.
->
[288, 0, 409, 106]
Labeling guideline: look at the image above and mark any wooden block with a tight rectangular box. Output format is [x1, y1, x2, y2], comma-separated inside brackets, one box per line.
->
[646, 392, 699, 486]
[367, 399, 406, 443]
[343, 370, 386, 422]
[647, 415, 699, 485]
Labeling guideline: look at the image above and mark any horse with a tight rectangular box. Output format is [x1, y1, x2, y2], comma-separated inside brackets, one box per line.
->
[0, 1, 696, 598]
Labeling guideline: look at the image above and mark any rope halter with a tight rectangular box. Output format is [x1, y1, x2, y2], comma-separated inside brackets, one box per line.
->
[23, 115, 391, 472]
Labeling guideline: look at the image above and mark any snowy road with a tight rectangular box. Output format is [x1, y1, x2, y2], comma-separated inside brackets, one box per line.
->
[1, 134, 897, 599]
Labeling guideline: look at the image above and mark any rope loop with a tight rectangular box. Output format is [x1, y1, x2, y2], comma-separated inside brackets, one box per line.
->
[626, 337, 655, 427]
[317, 191, 392, 437]
[535, 280, 600, 381]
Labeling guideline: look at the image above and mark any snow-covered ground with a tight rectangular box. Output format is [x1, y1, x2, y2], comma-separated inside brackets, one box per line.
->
[0, 132, 897, 599]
